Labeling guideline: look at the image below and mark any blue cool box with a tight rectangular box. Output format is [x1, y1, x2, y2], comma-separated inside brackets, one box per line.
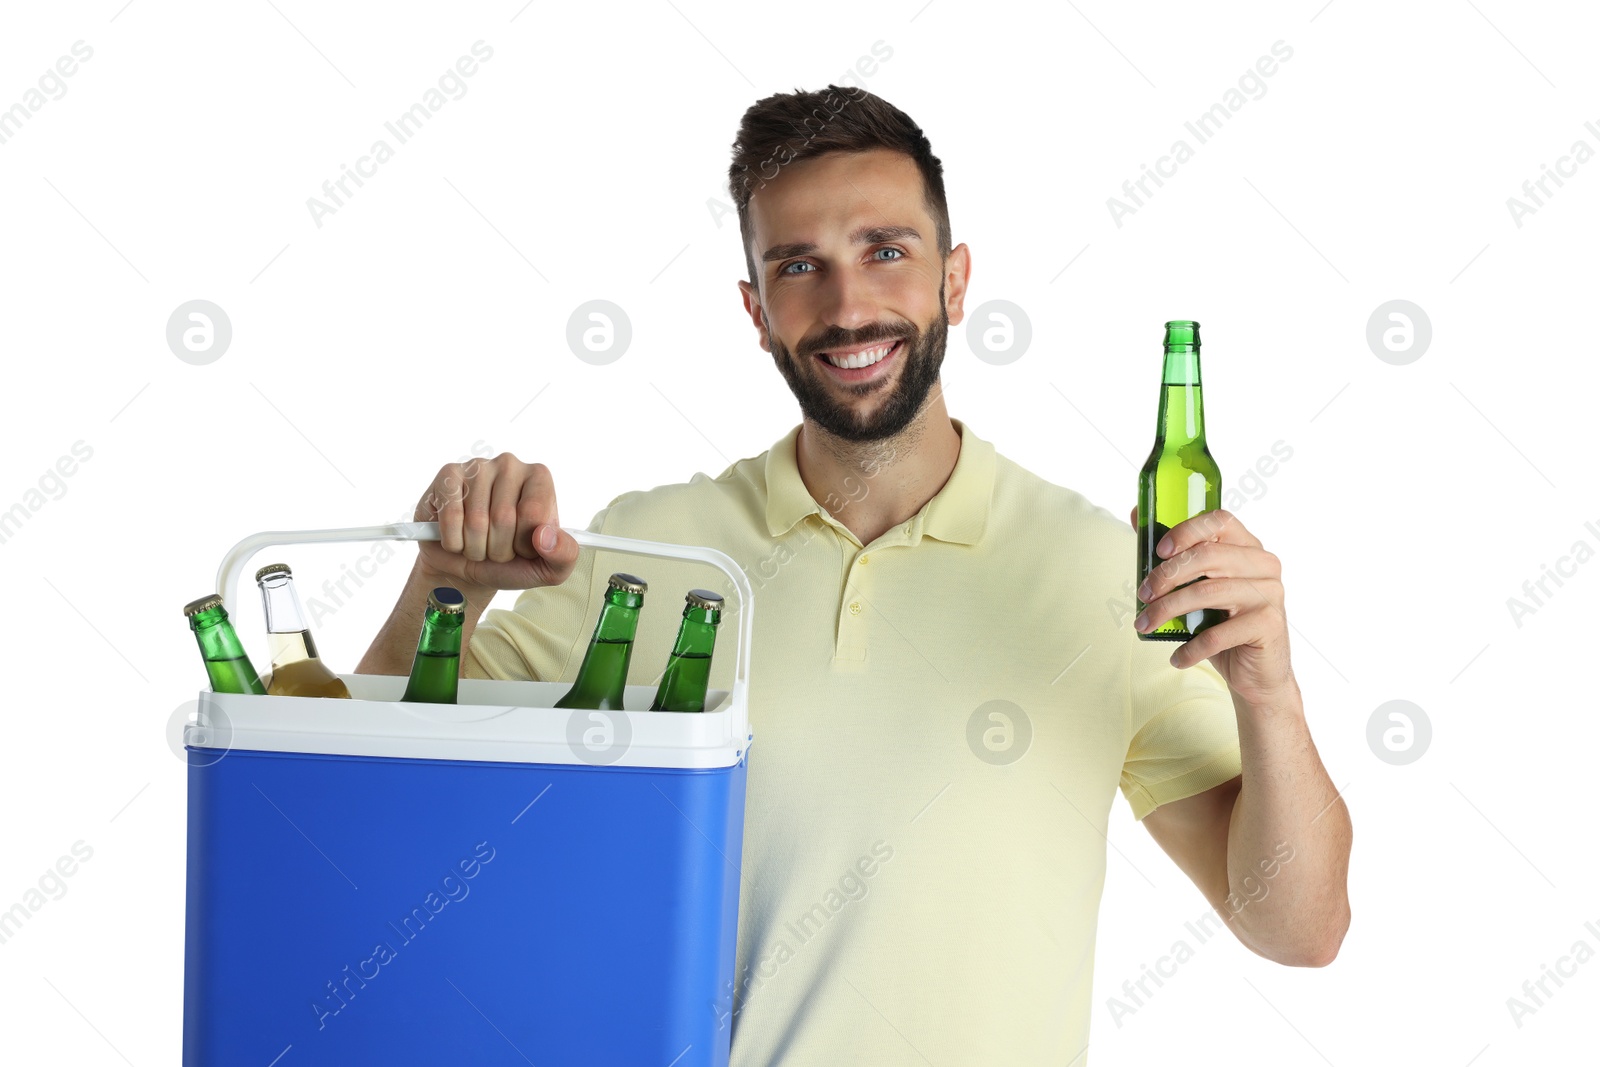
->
[184, 676, 749, 1066]
[184, 523, 756, 1066]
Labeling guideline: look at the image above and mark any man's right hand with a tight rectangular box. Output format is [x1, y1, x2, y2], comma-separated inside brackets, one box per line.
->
[413, 453, 582, 597]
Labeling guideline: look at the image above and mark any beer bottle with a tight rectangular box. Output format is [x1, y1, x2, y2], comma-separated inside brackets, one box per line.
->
[183, 594, 268, 695]
[649, 589, 723, 712]
[554, 572, 647, 710]
[401, 587, 466, 704]
[1136, 320, 1224, 641]
[256, 563, 352, 698]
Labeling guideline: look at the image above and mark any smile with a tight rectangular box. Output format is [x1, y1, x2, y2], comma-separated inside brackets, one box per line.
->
[813, 338, 903, 380]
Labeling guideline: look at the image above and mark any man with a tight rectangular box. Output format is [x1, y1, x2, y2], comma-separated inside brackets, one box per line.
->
[359, 85, 1351, 1064]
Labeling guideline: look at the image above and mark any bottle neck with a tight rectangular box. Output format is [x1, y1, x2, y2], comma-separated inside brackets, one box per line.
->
[417, 608, 464, 656]
[669, 608, 720, 656]
[1155, 345, 1207, 446]
[593, 588, 644, 642]
[190, 607, 247, 662]
[259, 574, 310, 635]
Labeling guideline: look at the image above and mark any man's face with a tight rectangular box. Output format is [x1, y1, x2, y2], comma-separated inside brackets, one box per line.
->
[738, 148, 969, 443]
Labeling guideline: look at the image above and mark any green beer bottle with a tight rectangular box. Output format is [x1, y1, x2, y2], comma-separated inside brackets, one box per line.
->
[1136, 320, 1224, 641]
[401, 587, 467, 704]
[649, 589, 724, 713]
[183, 594, 268, 695]
[554, 572, 647, 710]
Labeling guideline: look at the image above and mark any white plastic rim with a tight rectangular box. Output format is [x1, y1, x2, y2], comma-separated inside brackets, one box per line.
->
[212, 521, 753, 749]
[193, 675, 744, 770]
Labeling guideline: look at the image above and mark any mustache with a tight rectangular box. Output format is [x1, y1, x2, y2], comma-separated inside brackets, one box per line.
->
[799, 325, 913, 359]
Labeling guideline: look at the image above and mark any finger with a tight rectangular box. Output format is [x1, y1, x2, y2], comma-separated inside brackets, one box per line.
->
[460, 461, 494, 563]
[513, 463, 558, 560]
[1168, 615, 1267, 669]
[1157, 509, 1262, 559]
[486, 465, 521, 564]
[1140, 541, 1281, 602]
[422, 463, 467, 555]
[1128, 504, 1138, 529]
[1136, 576, 1283, 634]
[534, 524, 582, 585]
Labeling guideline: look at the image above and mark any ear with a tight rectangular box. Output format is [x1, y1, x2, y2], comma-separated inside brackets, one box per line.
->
[941, 243, 974, 327]
[737, 279, 771, 353]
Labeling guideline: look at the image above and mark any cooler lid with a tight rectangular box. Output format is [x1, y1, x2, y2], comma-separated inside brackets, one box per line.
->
[186, 674, 749, 771]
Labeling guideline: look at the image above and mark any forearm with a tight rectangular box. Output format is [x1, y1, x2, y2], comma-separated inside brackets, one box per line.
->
[1224, 679, 1352, 966]
[356, 559, 493, 676]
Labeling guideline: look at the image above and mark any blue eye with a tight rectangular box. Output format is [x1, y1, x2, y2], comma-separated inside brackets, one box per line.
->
[781, 261, 815, 274]
[874, 247, 904, 260]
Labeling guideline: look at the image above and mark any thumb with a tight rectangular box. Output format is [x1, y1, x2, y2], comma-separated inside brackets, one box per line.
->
[1127, 504, 1138, 529]
[534, 523, 581, 574]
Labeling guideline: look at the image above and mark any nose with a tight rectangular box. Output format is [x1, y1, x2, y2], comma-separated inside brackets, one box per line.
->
[816, 264, 882, 336]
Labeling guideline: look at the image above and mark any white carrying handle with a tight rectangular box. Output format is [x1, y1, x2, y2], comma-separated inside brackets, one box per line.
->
[214, 521, 753, 738]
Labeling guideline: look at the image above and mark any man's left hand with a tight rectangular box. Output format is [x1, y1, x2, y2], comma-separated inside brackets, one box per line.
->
[1129, 507, 1295, 707]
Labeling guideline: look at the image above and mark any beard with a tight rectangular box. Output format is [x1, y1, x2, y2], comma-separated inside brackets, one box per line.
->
[769, 282, 948, 444]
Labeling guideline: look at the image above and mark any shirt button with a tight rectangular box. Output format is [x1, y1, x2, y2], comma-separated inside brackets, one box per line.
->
[849, 601, 863, 616]
[859, 554, 869, 565]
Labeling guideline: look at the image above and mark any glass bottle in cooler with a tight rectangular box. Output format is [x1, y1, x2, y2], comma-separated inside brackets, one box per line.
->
[256, 563, 352, 698]
[649, 589, 723, 712]
[183, 594, 268, 695]
[401, 587, 466, 704]
[554, 572, 647, 710]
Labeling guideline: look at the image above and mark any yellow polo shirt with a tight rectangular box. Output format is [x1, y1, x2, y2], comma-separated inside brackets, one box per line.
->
[465, 417, 1242, 1065]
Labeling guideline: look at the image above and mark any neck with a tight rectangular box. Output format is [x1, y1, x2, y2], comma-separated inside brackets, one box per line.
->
[796, 383, 961, 546]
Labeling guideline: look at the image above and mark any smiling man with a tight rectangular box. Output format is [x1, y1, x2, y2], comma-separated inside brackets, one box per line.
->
[361, 84, 1351, 1064]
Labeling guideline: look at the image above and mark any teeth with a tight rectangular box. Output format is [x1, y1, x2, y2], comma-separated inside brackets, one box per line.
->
[824, 341, 896, 369]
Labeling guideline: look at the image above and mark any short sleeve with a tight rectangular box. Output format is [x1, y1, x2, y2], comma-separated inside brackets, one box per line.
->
[462, 505, 610, 682]
[1118, 635, 1242, 821]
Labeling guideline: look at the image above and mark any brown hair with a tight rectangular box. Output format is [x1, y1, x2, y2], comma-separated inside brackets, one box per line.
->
[726, 84, 951, 287]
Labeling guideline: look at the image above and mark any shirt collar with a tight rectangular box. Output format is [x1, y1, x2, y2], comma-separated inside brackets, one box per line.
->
[764, 418, 996, 546]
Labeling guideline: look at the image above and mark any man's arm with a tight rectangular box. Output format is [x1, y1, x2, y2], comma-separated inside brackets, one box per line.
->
[1132, 507, 1352, 967]
[1140, 683, 1351, 966]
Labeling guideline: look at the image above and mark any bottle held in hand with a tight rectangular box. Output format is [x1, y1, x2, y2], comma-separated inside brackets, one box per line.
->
[1136, 320, 1224, 642]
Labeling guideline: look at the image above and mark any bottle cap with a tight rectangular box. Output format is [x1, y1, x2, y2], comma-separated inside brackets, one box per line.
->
[607, 572, 648, 595]
[255, 562, 292, 582]
[428, 587, 467, 614]
[1163, 320, 1201, 347]
[686, 589, 723, 611]
[183, 593, 224, 617]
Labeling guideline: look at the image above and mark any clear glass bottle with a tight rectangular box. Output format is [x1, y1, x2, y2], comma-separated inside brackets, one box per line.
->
[256, 563, 351, 698]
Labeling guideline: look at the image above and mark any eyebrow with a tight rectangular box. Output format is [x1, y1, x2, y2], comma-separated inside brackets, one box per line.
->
[762, 224, 923, 265]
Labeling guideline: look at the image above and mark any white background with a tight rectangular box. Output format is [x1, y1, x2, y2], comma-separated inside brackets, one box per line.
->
[1, 0, 1594, 1063]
